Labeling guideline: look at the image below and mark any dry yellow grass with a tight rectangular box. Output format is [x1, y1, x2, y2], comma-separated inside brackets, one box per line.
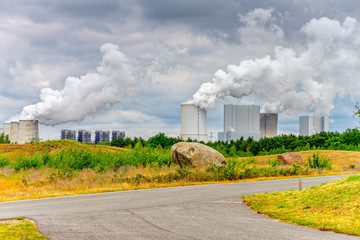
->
[243, 175, 360, 236]
[239, 150, 360, 172]
[0, 166, 229, 202]
[0, 144, 359, 202]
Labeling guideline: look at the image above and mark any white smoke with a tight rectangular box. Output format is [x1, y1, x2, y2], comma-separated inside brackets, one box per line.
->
[192, 15, 360, 115]
[19, 43, 138, 126]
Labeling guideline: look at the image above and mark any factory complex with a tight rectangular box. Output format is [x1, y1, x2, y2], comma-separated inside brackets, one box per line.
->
[180, 103, 329, 142]
[61, 129, 125, 144]
[2, 104, 329, 144]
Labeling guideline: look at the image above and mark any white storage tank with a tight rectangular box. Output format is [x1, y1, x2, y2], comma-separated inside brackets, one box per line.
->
[180, 103, 208, 142]
[10, 122, 19, 143]
[18, 120, 39, 144]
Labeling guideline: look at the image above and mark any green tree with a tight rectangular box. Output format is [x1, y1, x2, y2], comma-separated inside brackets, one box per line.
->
[354, 102, 360, 121]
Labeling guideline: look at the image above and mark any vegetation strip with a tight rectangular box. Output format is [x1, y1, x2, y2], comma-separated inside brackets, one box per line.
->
[0, 217, 48, 239]
[0, 138, 359, 202]
[243, 175, 360, 236]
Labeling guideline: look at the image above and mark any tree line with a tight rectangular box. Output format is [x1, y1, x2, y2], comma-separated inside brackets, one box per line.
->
[104, 128, 360, 157]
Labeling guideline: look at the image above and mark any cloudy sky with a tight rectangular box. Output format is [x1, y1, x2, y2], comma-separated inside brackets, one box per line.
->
[1, 0, 360, 141]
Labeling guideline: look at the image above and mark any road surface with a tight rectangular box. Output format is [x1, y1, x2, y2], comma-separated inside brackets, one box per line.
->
[0, 175, 358, 240]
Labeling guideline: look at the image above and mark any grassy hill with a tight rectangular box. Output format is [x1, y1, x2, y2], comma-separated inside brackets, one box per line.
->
[243, 175, 360, 236]
[0, 140, 125, 159]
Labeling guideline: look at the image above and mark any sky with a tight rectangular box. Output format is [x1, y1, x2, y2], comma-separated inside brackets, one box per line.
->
[1, 0, 360, 141]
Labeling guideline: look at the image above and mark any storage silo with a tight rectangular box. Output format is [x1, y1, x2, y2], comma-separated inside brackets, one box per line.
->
[18, 120, 39, 144]
[180, 103, 208, 142]
[10, 122, 19, 143]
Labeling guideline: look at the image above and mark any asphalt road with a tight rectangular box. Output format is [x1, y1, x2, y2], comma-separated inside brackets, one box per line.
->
[0, 175, 358, 240]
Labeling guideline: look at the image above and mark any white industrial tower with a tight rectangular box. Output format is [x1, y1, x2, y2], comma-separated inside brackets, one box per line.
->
[299, 116, 329, 136]
[180, 103, 208, 142]
[218, 104, 261, 141]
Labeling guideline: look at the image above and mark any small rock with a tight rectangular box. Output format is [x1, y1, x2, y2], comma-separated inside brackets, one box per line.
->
[171, 142, 227, 168]
[277, 152, 303, 165]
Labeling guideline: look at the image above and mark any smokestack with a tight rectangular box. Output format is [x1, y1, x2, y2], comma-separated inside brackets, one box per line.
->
[180, 103, 208, 142]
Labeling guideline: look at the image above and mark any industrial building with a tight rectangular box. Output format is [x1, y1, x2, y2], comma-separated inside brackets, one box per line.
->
[59, 129, 125, 144]
[95, 130, 110, 144]
[260, 113, 278, 138]
[61, 129, 76, 140]
[3, 120, 39, 144]
[299, 115, 329, 136]
[218, 105, 261, 141]
[78, 130, 92, 144]
[111, 130, 125, 141]
[180, 103, 208, 142]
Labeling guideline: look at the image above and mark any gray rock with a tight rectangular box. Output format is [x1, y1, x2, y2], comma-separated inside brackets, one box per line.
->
[277, 152, 303, 165]
[171, 142, 227, 168]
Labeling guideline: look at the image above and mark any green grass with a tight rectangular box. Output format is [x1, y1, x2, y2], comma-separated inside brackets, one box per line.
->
[0, 218, 48, 239]
[243, 175, 360, 236]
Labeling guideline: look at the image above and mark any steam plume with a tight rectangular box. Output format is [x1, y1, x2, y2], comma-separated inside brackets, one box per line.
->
[19, 43, 137, 126]
[192, 16, 360, 114]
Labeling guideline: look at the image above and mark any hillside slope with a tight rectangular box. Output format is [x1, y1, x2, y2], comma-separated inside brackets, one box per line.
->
[0, 140, 125, 159]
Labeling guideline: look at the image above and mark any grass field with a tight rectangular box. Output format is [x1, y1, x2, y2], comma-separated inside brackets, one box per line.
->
[243, 175, 360, 236]
[0, 141, 359, 202]
[0, 217, 47, 239]
[0, 140, 360, 238]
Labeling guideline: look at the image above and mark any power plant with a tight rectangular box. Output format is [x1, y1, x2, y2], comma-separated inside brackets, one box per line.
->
[180, 103, 208, 142]
[179, 104, 281, 142]
[299, 115, 329, 136]
[3, 120, 39, 144]
[218, 105, 261, 141]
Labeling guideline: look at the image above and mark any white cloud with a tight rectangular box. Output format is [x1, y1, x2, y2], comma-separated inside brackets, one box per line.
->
[2, 2, 360, 140]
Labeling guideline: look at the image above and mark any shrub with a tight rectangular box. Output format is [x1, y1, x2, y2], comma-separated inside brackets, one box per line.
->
[307, 152, 331, 169]
[12, 153, 44, 171]
[0, 156, 10, 168]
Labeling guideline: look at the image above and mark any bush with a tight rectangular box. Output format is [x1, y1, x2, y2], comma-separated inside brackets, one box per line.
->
[0, 156, 10, 167]
[307, 152, 331, 169]
[12, 153, 44, 171]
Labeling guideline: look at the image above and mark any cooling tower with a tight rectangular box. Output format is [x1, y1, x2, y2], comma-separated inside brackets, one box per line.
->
[3, 123, 10, 138]
[260, 113, 278, 138]
[180, 103, 208, 142]
[10, 122, 19, 143]
[18, 120, 39, 144]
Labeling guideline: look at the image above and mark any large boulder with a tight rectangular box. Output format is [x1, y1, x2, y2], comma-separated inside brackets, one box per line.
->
[277, 152, 303, 165]
[171, 142, 227, 168]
